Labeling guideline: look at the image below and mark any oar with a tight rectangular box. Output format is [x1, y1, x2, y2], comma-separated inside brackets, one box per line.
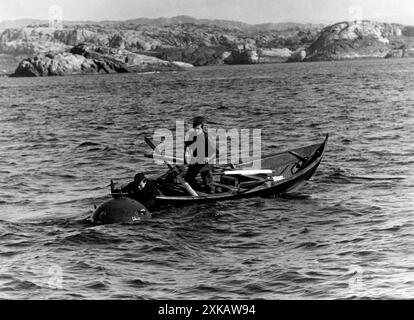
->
[144, 136, 199, 197]
[144, 137, 174, 171]
[144, 152, 184, 164]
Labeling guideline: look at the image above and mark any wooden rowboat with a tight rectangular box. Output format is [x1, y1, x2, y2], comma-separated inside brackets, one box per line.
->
[149, 134, 328, 205]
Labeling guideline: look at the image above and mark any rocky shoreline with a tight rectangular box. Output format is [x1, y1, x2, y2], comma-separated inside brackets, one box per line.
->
[1, 17, 414, 77]
[10, 43, 189, 77]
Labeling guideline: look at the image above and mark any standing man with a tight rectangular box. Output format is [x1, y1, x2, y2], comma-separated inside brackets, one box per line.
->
[184, 116, 217, 194]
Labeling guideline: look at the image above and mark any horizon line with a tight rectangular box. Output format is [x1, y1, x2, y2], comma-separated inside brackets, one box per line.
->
[2, 15, 409, 27]
[0, 15, 326, 25]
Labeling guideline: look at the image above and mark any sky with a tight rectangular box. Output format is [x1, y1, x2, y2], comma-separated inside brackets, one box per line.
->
[0, 0, 413, 25]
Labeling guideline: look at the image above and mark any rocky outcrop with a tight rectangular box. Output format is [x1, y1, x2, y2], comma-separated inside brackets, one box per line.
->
[11, 52, 95, 76]
[224, 49, 259, 65]
[258, 48, 292, 63]
[153, 46, 229, 66]
[385, 47, 407, 59]
[11, 44, 186, 77]
[305, 20, 412, 61]
[384, 46, 414, 59]
[287, 48, 307, 62]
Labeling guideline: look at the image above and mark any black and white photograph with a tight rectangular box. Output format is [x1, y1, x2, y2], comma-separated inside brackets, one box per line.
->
[0, 0, 413, 304]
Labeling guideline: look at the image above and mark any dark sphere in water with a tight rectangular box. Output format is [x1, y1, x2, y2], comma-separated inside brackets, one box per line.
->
[92, 197, 151, 224]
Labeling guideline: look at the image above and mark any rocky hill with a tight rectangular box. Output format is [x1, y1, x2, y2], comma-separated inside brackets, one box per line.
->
[0, 21, 322, 54]
[305, 20, 414, 61]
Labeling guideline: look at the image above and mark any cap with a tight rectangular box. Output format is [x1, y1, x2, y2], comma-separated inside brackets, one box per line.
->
[134, 173, 147, 184]
[192, 116, 206, 128]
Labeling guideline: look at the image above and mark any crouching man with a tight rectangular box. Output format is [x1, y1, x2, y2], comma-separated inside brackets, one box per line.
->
[120, 173, 161, 210]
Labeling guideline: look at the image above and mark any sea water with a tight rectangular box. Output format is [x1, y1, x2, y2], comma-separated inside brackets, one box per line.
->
[0, 59, 413, 299]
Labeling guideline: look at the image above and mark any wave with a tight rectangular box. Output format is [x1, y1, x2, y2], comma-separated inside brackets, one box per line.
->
[321, 171, 405, 184]
[77, 141, 101, 148]
[57, 230, 124, 245]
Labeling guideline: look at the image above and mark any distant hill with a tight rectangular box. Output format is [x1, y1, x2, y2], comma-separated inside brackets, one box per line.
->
[0, 15, 324, 32]
[0, 16, 323, 62]
[119, 16, 324, 31]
